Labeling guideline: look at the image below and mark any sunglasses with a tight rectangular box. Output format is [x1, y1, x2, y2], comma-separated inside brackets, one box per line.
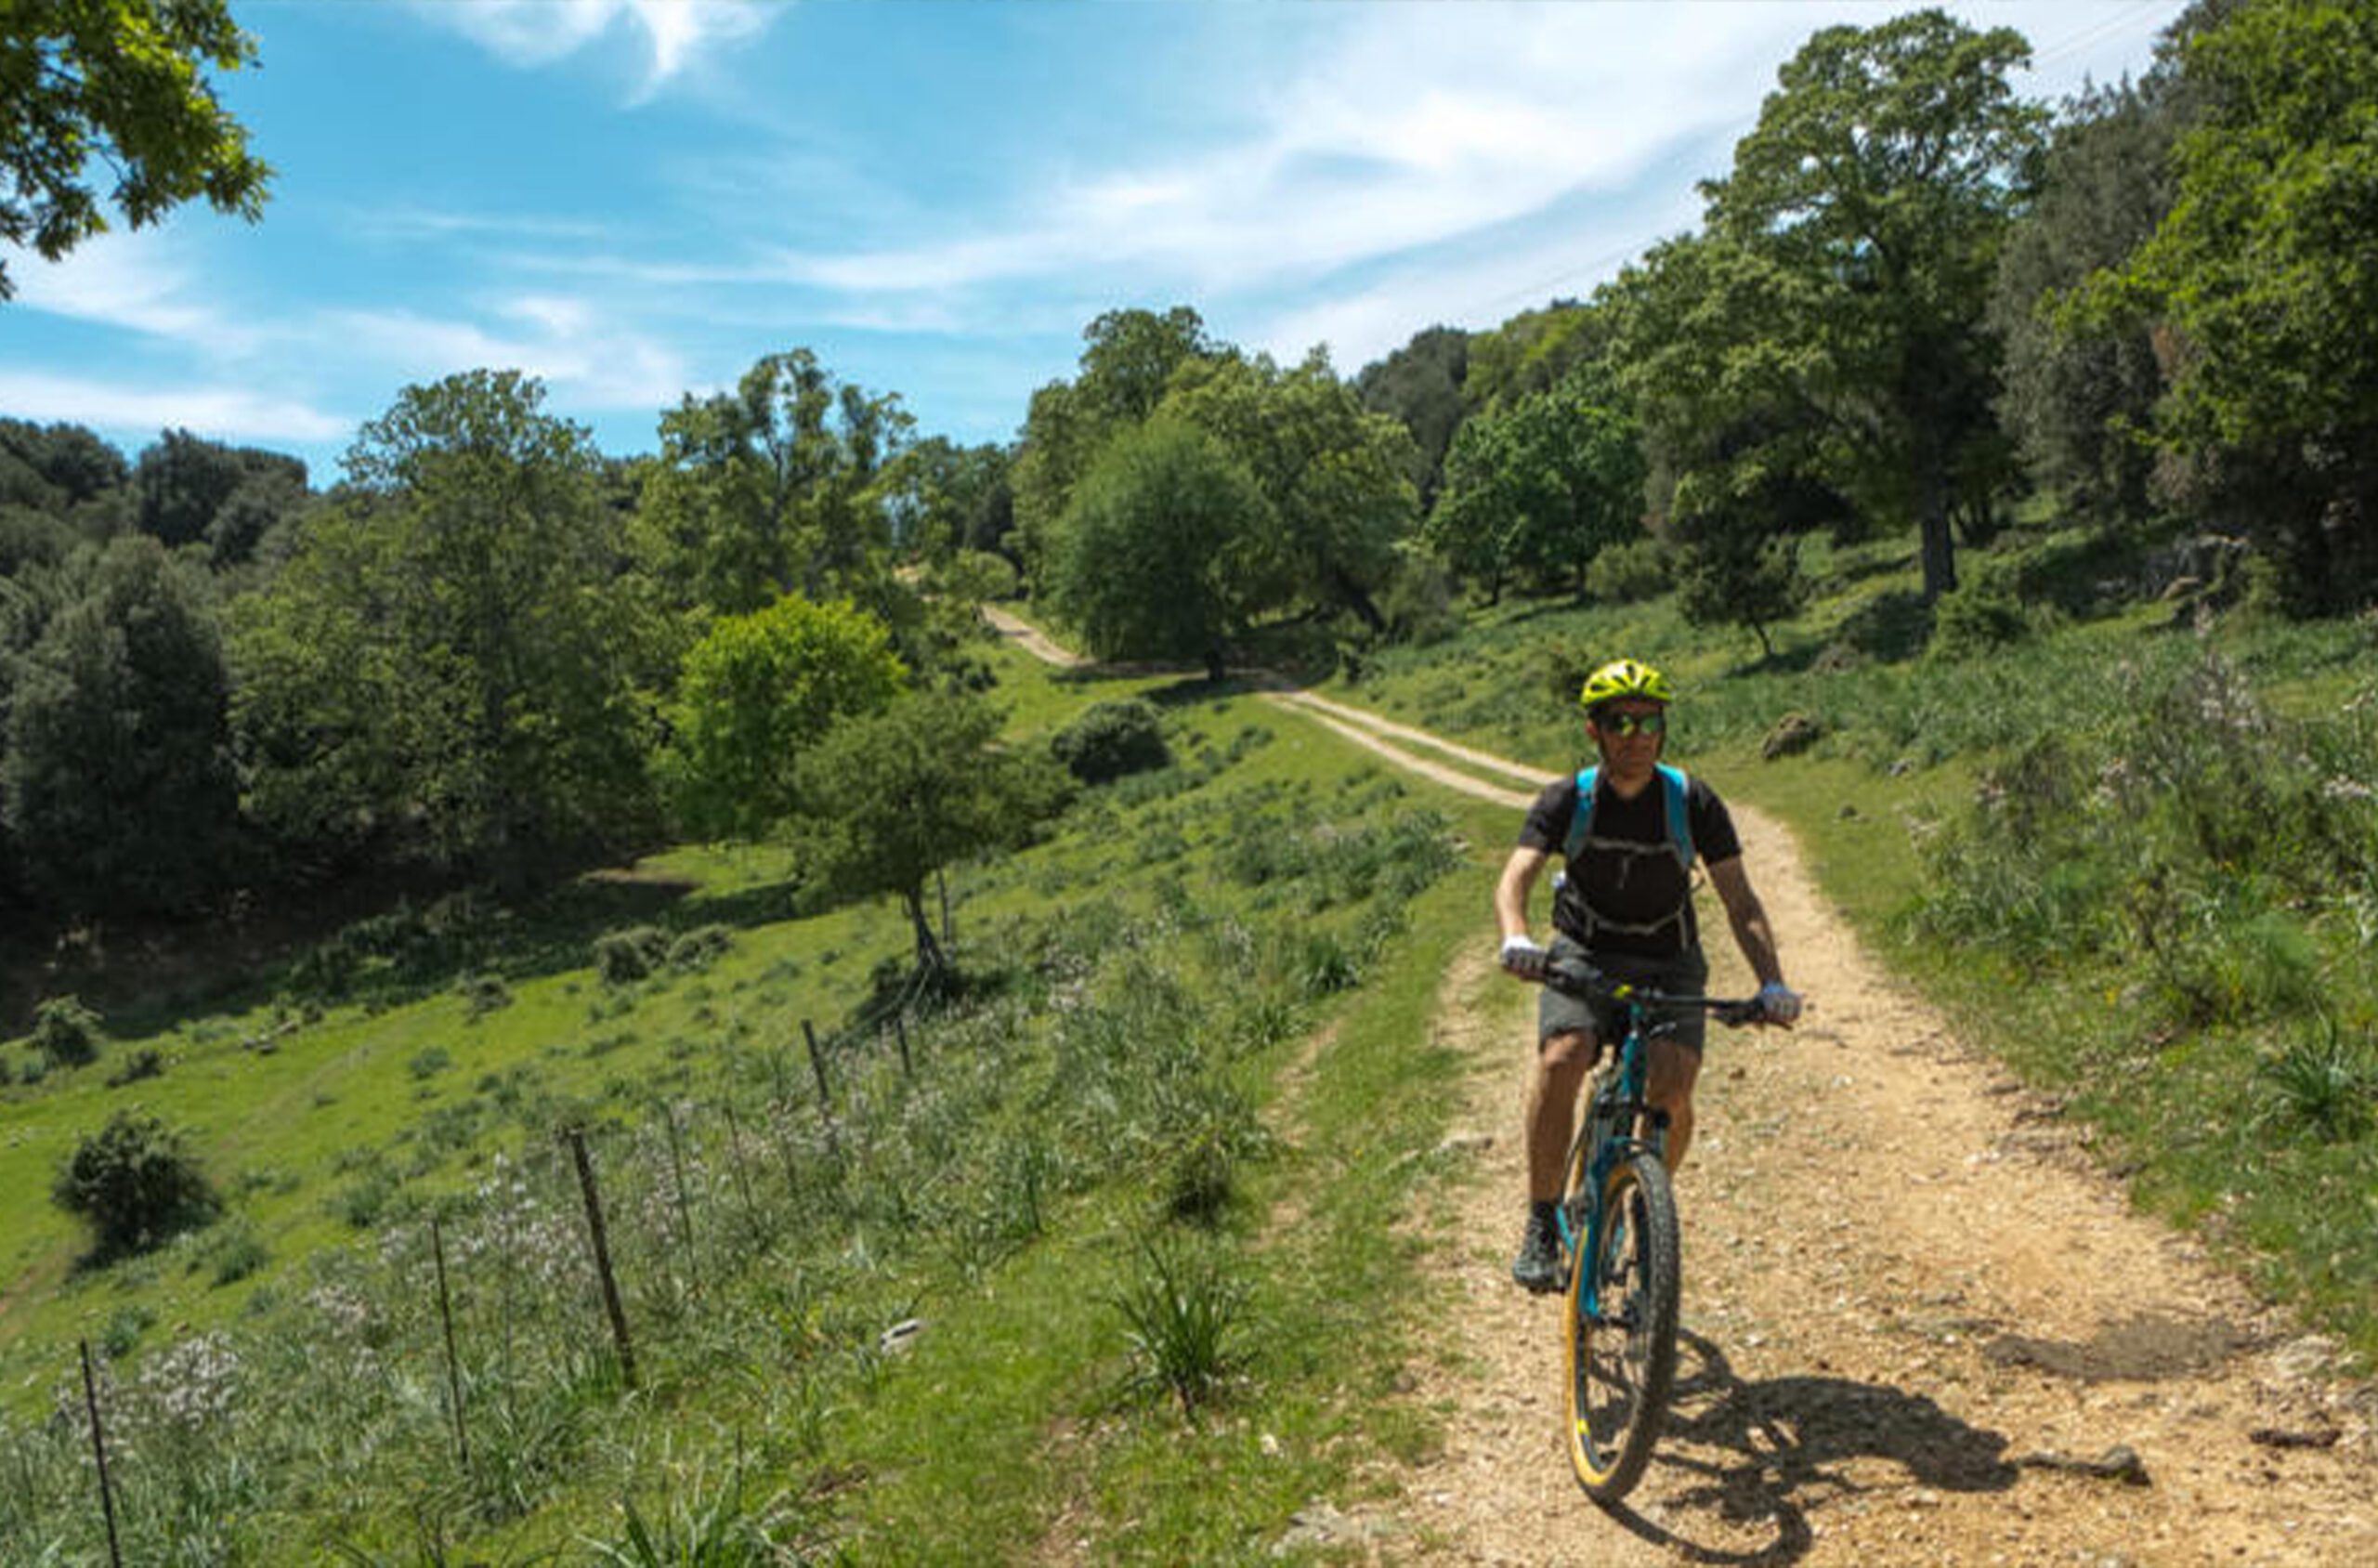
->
[1596, 711, 1666, 738]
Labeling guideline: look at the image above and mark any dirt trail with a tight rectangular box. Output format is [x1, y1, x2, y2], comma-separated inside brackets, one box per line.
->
[983, 608, 2378, 1566]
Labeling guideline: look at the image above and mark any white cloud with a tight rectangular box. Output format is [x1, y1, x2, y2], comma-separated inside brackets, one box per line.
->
[320, 296, 691, 413]
[760, 6, 1807, 303]
[8, 231, 261, 356]
[0, 372, 347, 444]
[412, 0, 778, 94]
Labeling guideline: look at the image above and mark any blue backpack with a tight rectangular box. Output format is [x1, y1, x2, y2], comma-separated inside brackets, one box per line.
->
[1562, 764, 1695, 873]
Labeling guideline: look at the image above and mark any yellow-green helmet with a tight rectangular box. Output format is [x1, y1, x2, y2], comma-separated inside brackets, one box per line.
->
[1578, 658, 1672, 710]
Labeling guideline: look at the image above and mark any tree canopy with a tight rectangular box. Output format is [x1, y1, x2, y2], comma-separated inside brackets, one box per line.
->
[1696, 7, 2045, 599]
[659, 596, 907, 842]
[0, 0, 271, 298]
[2093, 0, 2378, 607]
[1039, 415, 1274, 680]
[233, 372, 658, 882]
[793, 690, 1067, 972]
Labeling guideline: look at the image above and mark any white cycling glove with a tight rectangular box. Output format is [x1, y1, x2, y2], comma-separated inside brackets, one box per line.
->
[1756, 981, 1802, 1026]
[1499, 934, 1550, 980]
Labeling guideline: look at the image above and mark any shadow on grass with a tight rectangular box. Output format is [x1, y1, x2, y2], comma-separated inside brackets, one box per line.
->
[1588, 1329, 2015, 1565]
[10, 856, 810, 1049]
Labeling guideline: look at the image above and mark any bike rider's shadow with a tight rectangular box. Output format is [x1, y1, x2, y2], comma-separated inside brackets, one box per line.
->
[1590, 1329, 2019, 1566]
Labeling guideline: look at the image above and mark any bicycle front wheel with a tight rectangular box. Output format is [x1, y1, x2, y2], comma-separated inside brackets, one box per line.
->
[1562, 1151, 1680, 1502]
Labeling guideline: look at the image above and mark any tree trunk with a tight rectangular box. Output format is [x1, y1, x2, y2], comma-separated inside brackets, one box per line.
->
[1326, 565, 1386, 632]
[1918, 471, 1958, 603]
[904, 887, 946, 973]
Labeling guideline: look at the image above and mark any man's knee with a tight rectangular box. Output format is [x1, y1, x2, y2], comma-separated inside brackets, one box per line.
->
[1537, 1028, 1600, 1075]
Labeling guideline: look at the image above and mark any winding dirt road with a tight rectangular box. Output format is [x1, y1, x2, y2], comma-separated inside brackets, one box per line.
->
[985, 608, 2378, 1566]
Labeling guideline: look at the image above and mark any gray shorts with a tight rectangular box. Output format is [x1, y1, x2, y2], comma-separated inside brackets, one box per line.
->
[1537, 934, 1711, 1054]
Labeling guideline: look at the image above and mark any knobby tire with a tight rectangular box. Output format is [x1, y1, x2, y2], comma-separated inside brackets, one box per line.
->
[1562, 1149, 1681, 1502]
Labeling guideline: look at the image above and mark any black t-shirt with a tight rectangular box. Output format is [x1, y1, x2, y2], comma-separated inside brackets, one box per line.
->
[1518, 769, 1744, 959]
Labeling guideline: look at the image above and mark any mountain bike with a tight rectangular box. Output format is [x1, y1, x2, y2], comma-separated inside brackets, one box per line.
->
[1545, 960, 1763, 1502]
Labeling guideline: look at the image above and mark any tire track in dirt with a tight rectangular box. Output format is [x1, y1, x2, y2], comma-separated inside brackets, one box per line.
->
[983, 607, 2378, 1565]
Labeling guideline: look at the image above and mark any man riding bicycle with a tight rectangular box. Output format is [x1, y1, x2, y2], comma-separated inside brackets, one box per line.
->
[1496, 658, 1800, 1293]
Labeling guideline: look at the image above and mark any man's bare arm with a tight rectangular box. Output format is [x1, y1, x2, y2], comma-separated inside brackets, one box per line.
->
[1496, 845, 1550, 942]
[1705, 856, 1784, 988]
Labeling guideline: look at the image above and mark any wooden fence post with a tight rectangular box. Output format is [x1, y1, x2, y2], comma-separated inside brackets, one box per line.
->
[429, 1214, 471, 1468]
[78, 1339, 122, 1568]
[660, 1103, 703, 1299]
[562, 1126, 639, 1392]
[801, 1019, 833, 1117]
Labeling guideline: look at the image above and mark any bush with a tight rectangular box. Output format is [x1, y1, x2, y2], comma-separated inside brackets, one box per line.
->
[667, 923, 733, 973]
[1586, 539, 1675, 604]
[594, 925, 671, 985]
[53, 1111, 220, 1258]
[32, 995, 103, 1068]
[459, 973, 513, 1020]
[1929, 559, 2032, 660]
[1052, 699, 1171, 785]
[104, 1047, 165, 1088]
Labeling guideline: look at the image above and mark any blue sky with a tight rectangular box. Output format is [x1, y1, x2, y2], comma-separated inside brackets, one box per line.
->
[2, 0, 2189, 484]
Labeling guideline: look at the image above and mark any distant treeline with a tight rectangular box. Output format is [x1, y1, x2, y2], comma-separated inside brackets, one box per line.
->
[4, 0, 2371, 933]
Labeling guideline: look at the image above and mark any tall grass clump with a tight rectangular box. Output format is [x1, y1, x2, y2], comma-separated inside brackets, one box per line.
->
[1911, 645, 2378, 1353]
[1111, 1235, 1248, 1420]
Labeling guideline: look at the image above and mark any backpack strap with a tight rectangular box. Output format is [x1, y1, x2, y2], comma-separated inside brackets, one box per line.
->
[1655, 763, 1694, 872]
[1563, 764, 1693, 870]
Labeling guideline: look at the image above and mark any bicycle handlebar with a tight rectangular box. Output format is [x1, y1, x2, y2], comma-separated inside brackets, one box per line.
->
[1535, 960, 1768, 1028]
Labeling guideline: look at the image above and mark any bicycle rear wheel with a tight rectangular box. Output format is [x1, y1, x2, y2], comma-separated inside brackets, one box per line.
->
[1562, 1150, 1680, 1501]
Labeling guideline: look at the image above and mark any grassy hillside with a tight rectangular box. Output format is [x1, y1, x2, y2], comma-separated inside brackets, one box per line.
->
[0, 640, 1515, 1563]
[1322, 526, 2378, 1367]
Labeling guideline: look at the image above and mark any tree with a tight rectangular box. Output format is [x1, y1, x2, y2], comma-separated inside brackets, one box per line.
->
[636, 349, 913, 615]
[1460, 301, 1601, 413]
[1669, 471, 1820, 660]
[233, 371, 658, 882]
[883, 436, 1012, 562]
[0, 0, 270, 298]
[658, 596, 907, 841]
[133, 427, 307, 550]
[793, 690, 1069, 972]
[2090, 0, 2378, 608]
[1990, 77, 2183, 532]
[1422, 379, 1646, 602]
[1039, 416, 1275, 680]
[1355, 325, 1470, 510]
[0, 418, 127, 510]
[52, 1110, 218, 1258]
[1011, 307, 1221, 578]
[1700, 9, 2046, 599]
[1161, 348, 1418, 630]
[3, 534, 242, 915]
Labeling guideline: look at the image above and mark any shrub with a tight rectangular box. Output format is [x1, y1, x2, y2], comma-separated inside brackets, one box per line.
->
[594, 925, 672, 985]
[53, 1111, 220, 1258]
[1928, 558, 2031, 660]
[1586, 539, 1674, 604]
[667, 923, 733, 973]
[1052, 699, 1170, 785]
[459, 973, 513, 1019]
[104, 1047, 165, 1087]
[32, 995, 103, 1068]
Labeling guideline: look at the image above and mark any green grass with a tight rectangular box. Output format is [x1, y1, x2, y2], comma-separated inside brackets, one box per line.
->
[0, 629, 1516, 1563]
